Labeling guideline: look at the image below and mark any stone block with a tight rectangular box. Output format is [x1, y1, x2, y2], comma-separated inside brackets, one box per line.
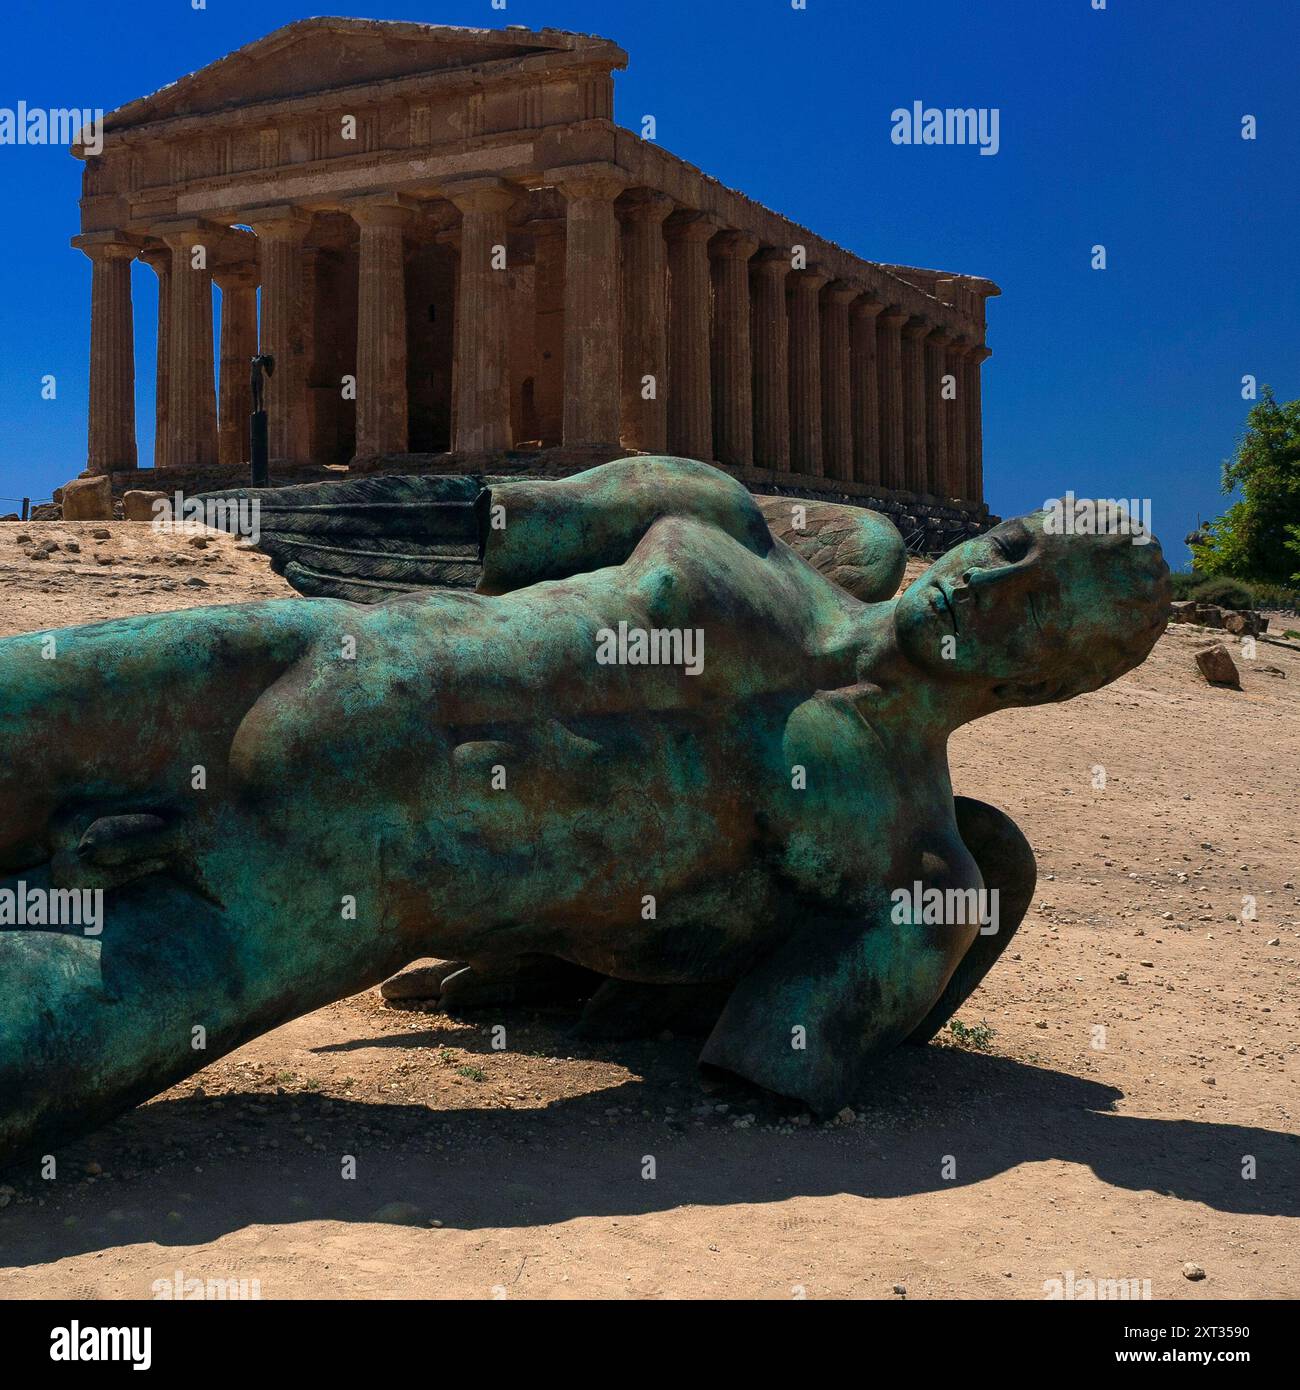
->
[123, 489, 168, 523]
[60, 475, 113, 520]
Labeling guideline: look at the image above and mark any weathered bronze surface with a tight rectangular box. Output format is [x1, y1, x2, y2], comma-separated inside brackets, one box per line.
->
[0, 457, 1169, 1163]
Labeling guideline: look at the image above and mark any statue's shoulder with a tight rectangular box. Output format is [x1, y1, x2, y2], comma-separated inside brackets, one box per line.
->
[584, 456, 771, 548]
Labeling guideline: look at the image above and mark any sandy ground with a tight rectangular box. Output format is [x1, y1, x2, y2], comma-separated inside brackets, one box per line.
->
[0, 522, 1296, 1300]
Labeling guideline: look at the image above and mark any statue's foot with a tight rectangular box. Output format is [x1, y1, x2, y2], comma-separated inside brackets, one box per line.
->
[574, 979, 731, 1040]
[438, 954, 603, 1013]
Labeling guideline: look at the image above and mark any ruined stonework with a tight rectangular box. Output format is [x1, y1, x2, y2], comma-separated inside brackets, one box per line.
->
[71, 17, 999, 541]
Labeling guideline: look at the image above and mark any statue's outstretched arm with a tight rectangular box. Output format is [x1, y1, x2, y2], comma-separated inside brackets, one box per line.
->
[494, 802, 1033, 1052]
[478, 455, 773, 594]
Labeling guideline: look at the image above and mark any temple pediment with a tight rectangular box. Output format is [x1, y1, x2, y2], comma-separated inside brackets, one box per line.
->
[105, 17, 623, 132]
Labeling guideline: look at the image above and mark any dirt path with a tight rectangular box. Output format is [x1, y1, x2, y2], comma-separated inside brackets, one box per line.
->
[1, 523, 1296, 1299]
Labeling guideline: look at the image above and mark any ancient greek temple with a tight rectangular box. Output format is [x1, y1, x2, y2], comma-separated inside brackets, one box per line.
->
[71, 17, 998, 524]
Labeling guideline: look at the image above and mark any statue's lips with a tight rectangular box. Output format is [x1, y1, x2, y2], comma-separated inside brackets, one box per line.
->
[0, 856, 228, 941]
[932, 581, 958, 633]
[0, 863, 90, 936]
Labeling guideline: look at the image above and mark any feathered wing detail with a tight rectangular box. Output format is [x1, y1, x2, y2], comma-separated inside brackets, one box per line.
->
[195, 474, 487, 602]
[755, 495, 908, 602]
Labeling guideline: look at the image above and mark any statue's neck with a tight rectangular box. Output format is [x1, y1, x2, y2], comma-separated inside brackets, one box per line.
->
[819, 601, 981, 744]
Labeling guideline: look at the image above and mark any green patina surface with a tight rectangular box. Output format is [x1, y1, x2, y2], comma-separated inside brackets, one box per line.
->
[0, 457, 1170, 1163]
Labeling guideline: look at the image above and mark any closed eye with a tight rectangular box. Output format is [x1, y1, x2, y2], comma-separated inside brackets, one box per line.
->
[991, 523, 1032, 563]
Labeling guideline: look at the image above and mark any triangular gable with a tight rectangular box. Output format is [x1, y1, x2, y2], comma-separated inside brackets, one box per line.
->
[104, 16, 622, 132]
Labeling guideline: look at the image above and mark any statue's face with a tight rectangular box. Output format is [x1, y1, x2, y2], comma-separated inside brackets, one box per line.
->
[893, 511, 1165, 703]
[894, 517, 1052, 683]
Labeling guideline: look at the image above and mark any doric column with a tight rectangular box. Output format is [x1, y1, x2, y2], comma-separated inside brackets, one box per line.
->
[556, 172, 627, 447]
[432, 226, 462, 447]
[750, 249, 791, 471]
[73, 232, 139, 474]
[850, 296, 883, 484]
[157, 222, 218, 470]
[876, 309, 907, 491]
[924, 329, 951, 497]
[350, 196, 414, 459]
[665, 212, 718, 461]
[820, 279, 857, 481]
[248, 207, 311, 464]
[446, 178, 516, 454]
[709, 229, 758, 467]
[788, 265, 830, 475]
[618, 191, 672, 453]
[213, 264, 259, 469]
[137, 245, 171, 470]
[299, 248, 325, 464]
[900, 317, 930, 494]
[529, 219, 565, 447]
[965, 345, 991, 502]
[947, 339, 971, 499]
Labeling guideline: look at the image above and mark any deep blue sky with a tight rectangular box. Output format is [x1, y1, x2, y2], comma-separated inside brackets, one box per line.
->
[1, 0, 1296, 565]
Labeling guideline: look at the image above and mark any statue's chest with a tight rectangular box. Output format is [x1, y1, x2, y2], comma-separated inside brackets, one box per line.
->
[764, 695, 967, 907]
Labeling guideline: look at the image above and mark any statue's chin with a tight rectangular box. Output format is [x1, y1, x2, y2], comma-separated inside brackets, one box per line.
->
[893, 595, 949, 674]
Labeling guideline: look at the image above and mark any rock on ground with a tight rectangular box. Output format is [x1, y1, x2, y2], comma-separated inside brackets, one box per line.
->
[1194, 643, 1241, 688]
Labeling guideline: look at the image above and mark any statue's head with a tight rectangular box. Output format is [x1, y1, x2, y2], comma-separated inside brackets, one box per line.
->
[893, 505, 1171, 713]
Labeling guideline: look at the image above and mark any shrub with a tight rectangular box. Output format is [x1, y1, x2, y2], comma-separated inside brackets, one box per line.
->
[1170, 572, 1201, 600]
[1168, 572, 1300, 612]
[1187, 577, 1258, 610]
[947, 1018, 996, 1051]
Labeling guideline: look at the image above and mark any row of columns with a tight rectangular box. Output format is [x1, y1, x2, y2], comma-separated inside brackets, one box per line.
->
[75, 178, 988, 503]
[561, 178, 988, 501]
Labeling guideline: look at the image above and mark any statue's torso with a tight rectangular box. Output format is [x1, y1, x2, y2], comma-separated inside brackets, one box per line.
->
[222, 515, 976, 980]
[410, 687, 972, 983]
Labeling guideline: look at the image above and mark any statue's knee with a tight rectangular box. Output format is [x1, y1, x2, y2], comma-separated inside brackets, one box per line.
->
[953, 797, 1036, 930]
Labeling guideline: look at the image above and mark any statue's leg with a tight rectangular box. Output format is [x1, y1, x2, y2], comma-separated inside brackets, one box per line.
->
[904, 797, 1037, 1046]
[0, 865, 418, 1166]
[0, 872, 252, 1166]
[699, 906, 979, 1116]
[0, 601, 419, 1164]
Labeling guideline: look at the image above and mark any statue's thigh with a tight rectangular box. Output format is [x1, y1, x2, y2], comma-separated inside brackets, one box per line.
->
[0, 878, 242, 1165]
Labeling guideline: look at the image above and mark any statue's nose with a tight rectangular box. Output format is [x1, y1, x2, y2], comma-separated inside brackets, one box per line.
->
[962, 562, 1028, 596]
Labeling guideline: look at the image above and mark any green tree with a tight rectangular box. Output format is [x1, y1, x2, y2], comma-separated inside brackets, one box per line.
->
[1191, 387, 1300, 583]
